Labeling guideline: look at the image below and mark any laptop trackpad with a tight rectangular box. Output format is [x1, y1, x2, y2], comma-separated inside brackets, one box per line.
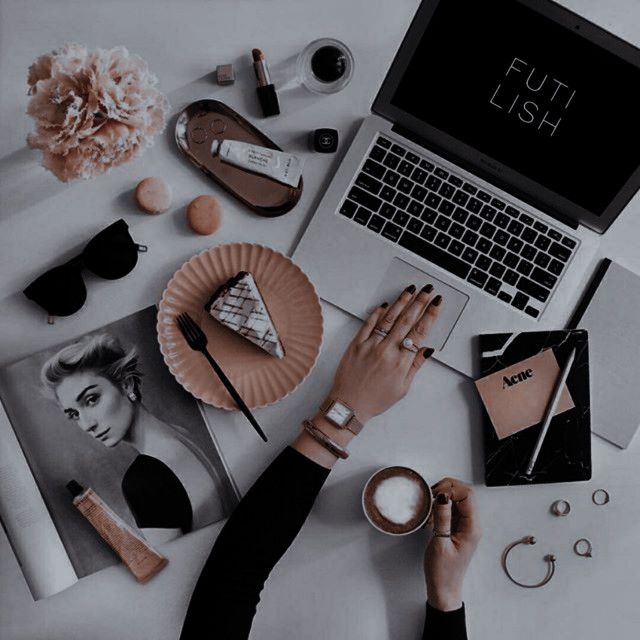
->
[369, 258, 469, 350]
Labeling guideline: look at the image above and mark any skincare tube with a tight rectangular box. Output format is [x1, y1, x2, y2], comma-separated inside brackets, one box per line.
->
[67, 480, 168, 583]
[211, 139, 303, 187]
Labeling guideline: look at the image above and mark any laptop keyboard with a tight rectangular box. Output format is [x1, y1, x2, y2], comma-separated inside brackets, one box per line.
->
[337, 135, 580, 319]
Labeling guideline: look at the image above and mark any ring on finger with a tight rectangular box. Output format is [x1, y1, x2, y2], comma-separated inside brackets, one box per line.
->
[400, 337, 419, 353]
[434, 530, 451, 537]
[373, 327, 389, 338]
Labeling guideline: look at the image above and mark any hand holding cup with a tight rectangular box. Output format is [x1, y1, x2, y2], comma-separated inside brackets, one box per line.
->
[424, 477, 482, 611]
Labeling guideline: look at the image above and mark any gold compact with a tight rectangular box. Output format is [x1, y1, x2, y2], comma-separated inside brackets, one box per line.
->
[175, 100, 303, 217]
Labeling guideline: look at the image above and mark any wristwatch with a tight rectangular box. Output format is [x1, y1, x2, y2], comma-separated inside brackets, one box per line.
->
[319, 398, 364, 435]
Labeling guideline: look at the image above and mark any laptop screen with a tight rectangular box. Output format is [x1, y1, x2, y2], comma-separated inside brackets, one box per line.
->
[377, 0, 640, 231]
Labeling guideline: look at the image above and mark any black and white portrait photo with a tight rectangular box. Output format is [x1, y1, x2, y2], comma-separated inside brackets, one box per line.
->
[0, 306, 238, 581]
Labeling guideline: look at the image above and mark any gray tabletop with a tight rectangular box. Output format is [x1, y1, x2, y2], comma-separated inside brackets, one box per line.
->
[1, 1, 639, 638]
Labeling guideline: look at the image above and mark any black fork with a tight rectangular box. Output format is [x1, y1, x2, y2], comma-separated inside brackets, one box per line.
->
[176, 312, 268, 442]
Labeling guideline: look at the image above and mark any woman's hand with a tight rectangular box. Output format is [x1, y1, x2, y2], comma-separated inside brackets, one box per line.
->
[294, 284, 443, 469]
[424, 478, 481, 611]
[328, 284, 443, 423]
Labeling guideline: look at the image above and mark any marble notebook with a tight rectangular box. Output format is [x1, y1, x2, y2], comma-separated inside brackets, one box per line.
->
[478, 330, 591, 486]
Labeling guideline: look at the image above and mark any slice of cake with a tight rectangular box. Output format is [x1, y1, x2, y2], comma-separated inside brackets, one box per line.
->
[205, 271, 285, 359]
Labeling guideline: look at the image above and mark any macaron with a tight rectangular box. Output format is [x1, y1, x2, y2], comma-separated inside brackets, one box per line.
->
[186, 195, 223, 235]
[134, 177, 172, 214]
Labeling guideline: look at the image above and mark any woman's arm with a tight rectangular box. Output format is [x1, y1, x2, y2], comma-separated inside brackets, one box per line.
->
[423, 602, 468, 640]
[294, 286, 440, 469]
[179, 446, 329, 640]
[179, 284, 442, 639]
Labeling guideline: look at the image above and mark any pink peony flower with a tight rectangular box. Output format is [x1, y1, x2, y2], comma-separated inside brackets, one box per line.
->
[26, 43, 169, 181]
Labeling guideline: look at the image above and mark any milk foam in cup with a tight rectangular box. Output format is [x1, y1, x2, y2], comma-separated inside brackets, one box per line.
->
[362, 466, 432, 536]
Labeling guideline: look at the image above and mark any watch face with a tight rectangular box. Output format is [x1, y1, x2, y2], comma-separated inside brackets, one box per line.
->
[326, 401, 352, 427]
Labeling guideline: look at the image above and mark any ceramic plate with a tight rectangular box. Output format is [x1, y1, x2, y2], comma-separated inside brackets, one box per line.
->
[157, 243, 323, 409]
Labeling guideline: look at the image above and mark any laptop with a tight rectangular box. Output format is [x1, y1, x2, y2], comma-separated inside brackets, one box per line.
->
[293, 0, 640, 376]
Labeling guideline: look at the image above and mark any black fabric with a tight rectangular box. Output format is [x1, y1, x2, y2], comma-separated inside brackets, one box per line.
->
[23, 219, 141, 316]
[179, 447, 469, 639]
[423, 602, 467, 640]
[121, 454, 192, 533]
[180, 447, 329, 640]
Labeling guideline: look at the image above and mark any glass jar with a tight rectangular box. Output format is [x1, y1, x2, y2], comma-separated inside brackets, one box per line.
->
[296, 38, 355, 94]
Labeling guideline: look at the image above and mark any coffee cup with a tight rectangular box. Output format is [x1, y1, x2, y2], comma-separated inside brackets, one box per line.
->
[362, 466, 432, 536]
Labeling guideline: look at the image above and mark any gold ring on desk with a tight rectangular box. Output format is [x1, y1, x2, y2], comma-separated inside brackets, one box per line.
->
[573, 538, 593, 558]
[550, 499, 571, 516]
[592, 489, 610, 506]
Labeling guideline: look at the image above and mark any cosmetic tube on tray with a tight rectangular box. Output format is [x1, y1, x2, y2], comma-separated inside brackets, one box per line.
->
[211, 139, 303, 187]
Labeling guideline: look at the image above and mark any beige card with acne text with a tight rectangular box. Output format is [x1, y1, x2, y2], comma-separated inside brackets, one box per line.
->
[474, 349, 575, 440]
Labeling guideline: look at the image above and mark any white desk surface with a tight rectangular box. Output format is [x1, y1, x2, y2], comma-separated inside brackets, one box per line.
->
[1, 1, 639, 638]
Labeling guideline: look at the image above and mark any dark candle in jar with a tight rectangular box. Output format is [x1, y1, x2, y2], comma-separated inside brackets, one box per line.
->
[310, 45, 347, 83]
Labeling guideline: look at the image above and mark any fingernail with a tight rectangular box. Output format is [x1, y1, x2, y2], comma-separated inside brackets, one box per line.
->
[437, 493, 449, 505]
[421, 283, 434, 294]
[423, 347, 435, 359]
[405, 284, 416, 294]
[432, 295, 443, 306]
[381, 302, 389, 308]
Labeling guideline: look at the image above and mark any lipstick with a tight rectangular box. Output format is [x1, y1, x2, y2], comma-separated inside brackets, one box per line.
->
[252, 48, 280, 117]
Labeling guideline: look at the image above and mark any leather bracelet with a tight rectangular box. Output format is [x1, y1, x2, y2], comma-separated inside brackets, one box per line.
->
[302, 419, 349, 460]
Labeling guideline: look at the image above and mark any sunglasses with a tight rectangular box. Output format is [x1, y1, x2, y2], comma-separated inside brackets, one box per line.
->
[24, 219, 147, 321]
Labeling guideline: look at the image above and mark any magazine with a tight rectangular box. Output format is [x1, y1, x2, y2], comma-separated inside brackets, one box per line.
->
[0, 306, 239, 600]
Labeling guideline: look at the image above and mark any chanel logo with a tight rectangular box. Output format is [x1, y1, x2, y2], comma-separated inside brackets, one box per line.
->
[319, 134, 333, 146]
[502, 368, 534, 388]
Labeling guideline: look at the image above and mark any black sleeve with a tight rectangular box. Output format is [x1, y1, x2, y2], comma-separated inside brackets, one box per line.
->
[179, 446, 330, 640]
[122, 455, 193, 534]
[422, 602, 468, 639]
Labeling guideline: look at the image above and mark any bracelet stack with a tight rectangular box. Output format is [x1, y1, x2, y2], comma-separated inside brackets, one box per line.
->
[302, 419, 349, 460]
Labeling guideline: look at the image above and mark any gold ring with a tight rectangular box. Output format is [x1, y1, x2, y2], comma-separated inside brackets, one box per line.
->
[574, 538, 593, 558]
[550, 499, 571, 516]
[592, 489, 610, 506]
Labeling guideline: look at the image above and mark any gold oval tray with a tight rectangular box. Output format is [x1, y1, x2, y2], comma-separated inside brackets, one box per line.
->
[175, 99, 303, 217]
